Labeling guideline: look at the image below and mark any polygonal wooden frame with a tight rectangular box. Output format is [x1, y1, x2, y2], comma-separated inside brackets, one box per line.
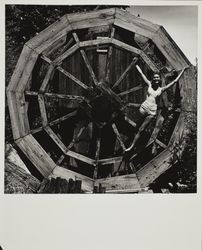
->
[7, 8, 194, 193]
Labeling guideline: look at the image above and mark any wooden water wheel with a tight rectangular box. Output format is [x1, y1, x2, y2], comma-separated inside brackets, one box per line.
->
[7, 8, 196, 193]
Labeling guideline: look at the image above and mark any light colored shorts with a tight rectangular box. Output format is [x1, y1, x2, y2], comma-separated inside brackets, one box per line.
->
[139, 105, 157, 116]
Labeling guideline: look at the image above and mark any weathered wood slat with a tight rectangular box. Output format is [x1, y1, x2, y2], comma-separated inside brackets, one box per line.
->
[126, 103, 141, 108]
[7, 46, 34, 91]
[42, 34, 67, 57]
[79, 38, 112, 48]
[51, 166, 94, 192]
[15, 135, 56, 177]
[124, 116, 137, 128]
[93, 137, 101, 179]
[15, 92, 30, 136]
[140, 51, 159, 72]
[7, 91, 22, 139]
[112, 58, 138, 90]
[118, 85, 143, 96]
[67, 8, 115, 30]
[57, 66, 89, 90]
[44, 126, 67, 153]
[39, 64, 55, 93]
[67, 125, 86, 149]
[73, 32, 98, 86]
[136, 149, 172, 187]
[98, 156, 123, 165]
[95, 172, 141, 191]
[56, 155, 65, 165]
[25, 91, 85, 102]
[105, 27, 115, 82]
[153, 26, 190, 70]
[111, 38, 141, 55]
[38, 94, 48, 126]
[112, 123, 126, 151]
[114, 8, 159, 40]
[66, 150, 96, 166]
[155, 139, 167, 149]
[26, 15, 71, 54]
[52, 43, 79, 65]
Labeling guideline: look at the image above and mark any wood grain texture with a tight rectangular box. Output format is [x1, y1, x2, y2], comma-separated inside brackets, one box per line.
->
[114, 8, 159, 40]
[38, 94, 48, 126]
[15, 135, 56, 177]
[51, 166, 94, 192]
[26, 15, 71, 54]
[152, 26, 190, 70]
[67, 8, 115, 30]
[95, 173, 141, 191]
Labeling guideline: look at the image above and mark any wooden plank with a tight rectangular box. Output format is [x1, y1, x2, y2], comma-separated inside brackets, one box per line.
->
[51, 166, 94, 192]
[16, 47, 39, 92]
[57, 66, 89, 90]
[38, 94, 48, 126]
[79, 38, 112, 48]
[105, 27, 115, 82]
[98, 156, 123, 165]
[15, 91, 30, 136]
[44, 126, 67, 153]
[152, 26, 190, 70]
[49, 110, 77, 126]
[42, 34, 67, 57]
[15, 134, 56, 177]
[140, 51, 159, 72]
[155, 139, 167, 149]
[73, 32, 98, 86]
[136, 149, 172, 187]
[67, 125, 86, 149]
[124, 116, 137, 128]
[26, 15, 71, 54]
[8, 46, 38, 93]
[7, 46, 33, 91]
[111, 38, 141, 55]
[67, 8, 115, 30]
[112, 123, 126, 151]
[66, 150, 96, 166]
[39, 64, 55, 93]
[126, 103, 141, 108]
[112, 58, 138, 90]
[6, 91, 22, 139]
[93, 137, 101, 179]
[114, 8, 159, 40]
[52, 43, 79, 65]
[56, 155, 65, 165]
[95, 172, 141, 191]
[118, 85, 143, 96]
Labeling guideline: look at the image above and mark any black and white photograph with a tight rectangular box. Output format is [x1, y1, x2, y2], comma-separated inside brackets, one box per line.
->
[4, 4, 197, 194]
[1, 2, 201, 250]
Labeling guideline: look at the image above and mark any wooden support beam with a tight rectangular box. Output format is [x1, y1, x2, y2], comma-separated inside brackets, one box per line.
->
[105, 27, 115, 82]
[39, 64, 55, 93]
[15, 135, 56, 177]
[52, 43, 79, 65]
[66, 150, 96, 166]
[67, 8, 115, 30]
[136, 149, 172, 188]
[73, 32, 98, 86]
[112, 123, 126, 151]
[93, 137, 101, 179]
[98, 156, 123, 165]
[79, 38, 112, 48]
[155, 139, 167, 149]
[118, 84, 143, 96]
[26, 91, 85, 102]
[26, 15, 72, 54]
[57, 66, 89, 90]
[38, 94, 48, 127]
[140, 51, 159, 72]
[51, 166, 94, 192]
[67, 125, 86, 149]
[31, 110, 77, 135]
[126, 103, 141, 108]
[95, 172, 141, 191]
[56, 155, 65, 165]
[114, 8, 159, 40]
[124, 116, 137, 128]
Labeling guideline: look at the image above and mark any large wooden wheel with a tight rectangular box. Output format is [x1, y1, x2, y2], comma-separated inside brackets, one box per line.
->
[7, 8, 195, 193]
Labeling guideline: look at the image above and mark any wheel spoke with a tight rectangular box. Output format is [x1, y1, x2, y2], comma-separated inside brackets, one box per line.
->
[112, 123, 126, 151]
